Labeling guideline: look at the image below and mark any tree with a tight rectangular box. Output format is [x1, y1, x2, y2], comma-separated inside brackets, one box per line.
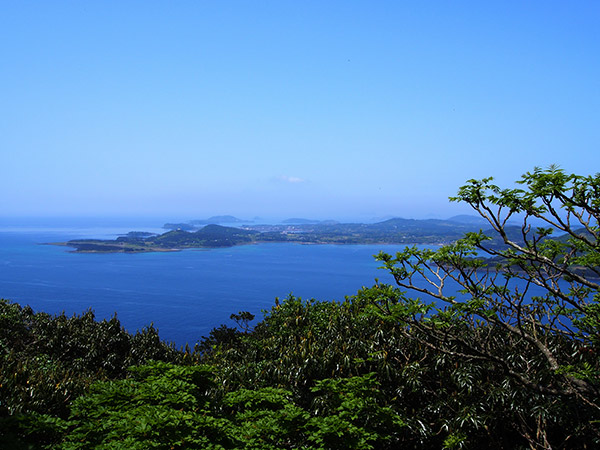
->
[372, 166, 600, 447]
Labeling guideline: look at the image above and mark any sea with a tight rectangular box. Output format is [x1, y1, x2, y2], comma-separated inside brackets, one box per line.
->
[0, 218, 415, 347]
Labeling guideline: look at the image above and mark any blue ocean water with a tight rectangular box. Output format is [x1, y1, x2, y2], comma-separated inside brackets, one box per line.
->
[0, 225, 410, 347]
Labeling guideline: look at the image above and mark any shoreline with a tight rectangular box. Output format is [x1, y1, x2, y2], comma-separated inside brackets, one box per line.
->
[47, 239, 443, 254]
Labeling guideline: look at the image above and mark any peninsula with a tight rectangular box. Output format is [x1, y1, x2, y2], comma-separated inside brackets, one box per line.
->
[53, 217, 513, 253]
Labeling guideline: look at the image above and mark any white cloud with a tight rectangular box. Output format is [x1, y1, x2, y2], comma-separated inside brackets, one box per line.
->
[274, 175, 306, 184]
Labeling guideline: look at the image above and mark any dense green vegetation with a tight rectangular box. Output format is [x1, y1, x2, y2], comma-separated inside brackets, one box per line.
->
[2, 167, 599, 448]
[0, 302, 185, 448]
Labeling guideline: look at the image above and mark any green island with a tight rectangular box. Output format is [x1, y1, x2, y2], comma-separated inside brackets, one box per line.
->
[53, 218, 515, 253]
[3, 167, 600, 449]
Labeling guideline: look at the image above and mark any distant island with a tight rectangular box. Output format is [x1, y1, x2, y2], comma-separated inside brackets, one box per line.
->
[52, 217, 513, 253]
[163, 216, 250, 231]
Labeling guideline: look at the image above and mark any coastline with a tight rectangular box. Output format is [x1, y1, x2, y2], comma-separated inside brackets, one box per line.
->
[48, 239, 445, 254]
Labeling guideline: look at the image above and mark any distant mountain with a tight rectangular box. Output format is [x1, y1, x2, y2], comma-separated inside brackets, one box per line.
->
[162, 222, 197, 231]
[369, 215, 398, 223]
[191, 215, 247, 225]
[373, 217, 466, 229]
[164, 216, 251, 230]
[447, 215, 491, 225]
[152, 224, 258, 248]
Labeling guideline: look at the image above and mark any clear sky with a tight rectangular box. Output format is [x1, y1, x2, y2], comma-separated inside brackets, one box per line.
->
[2, 1, 599, 222]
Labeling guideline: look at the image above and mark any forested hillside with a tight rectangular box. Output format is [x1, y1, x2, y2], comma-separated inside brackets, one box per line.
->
[1, 168, 599, 449]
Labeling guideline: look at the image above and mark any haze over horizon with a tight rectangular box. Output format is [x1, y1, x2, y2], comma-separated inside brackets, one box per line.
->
[3, 2, 599, 221]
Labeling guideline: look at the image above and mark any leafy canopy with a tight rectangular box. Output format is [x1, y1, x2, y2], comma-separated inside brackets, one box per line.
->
[371, 166, 600, 447]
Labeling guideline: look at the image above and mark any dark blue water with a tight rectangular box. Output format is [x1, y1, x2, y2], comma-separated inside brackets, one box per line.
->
[0, 228, 409, 346]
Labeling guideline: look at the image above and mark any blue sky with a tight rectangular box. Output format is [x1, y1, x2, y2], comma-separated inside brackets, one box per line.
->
[2, 1, 599, 222]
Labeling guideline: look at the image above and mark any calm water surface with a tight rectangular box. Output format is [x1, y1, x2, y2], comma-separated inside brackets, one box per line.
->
[0, 226, 409, 346]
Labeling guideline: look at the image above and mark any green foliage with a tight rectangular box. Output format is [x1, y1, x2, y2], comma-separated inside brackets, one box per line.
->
[0, 300, 184, 417]
[307, 373, 405, 450]
[202, 295, 397, 395]
[202, 294, 513, 448]
[59, 361, 233, 450]
[0, 299, 187, 448]
[222, 387, 308, 449]
[56, 362, 404, 449]
[375, 166, 600, 448]
[229, 310, 255, 333]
